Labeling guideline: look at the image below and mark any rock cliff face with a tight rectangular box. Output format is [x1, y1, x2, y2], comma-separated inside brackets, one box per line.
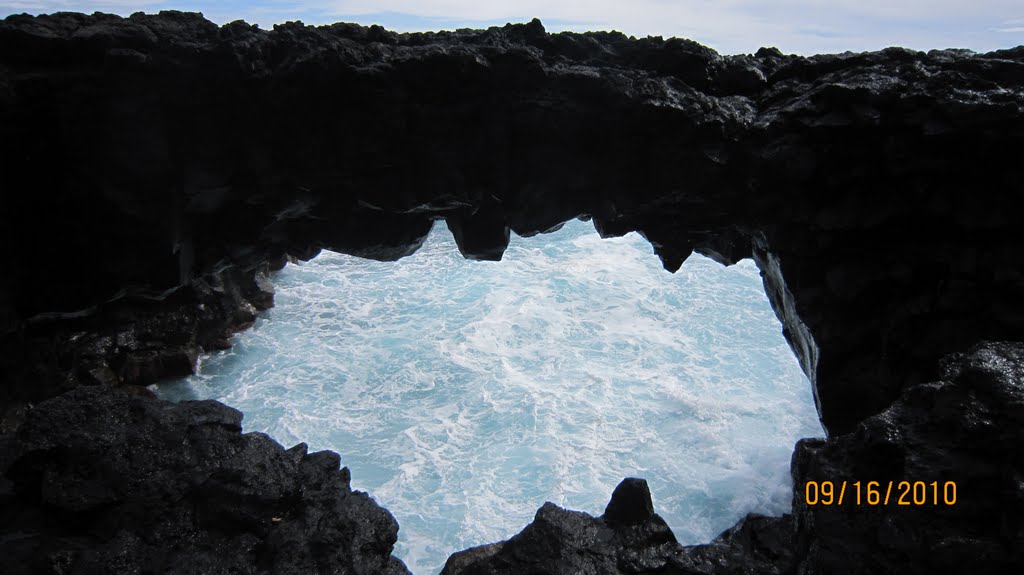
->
[1, 10, 1022, 574]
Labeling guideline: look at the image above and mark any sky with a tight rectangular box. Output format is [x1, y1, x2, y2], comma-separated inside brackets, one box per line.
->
[1, 1, 1022, 55]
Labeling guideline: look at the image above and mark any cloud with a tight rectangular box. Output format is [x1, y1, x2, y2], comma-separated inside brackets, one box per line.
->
[994, 18, 1024, 33]
[2, 1, 1022, 54]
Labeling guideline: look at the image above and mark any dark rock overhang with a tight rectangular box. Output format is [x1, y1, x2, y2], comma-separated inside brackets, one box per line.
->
[3, 11, 1022, 434]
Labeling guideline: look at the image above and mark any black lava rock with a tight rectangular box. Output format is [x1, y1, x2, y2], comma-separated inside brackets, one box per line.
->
[0, 386, 410, 575]
[603, 477, 655, 526]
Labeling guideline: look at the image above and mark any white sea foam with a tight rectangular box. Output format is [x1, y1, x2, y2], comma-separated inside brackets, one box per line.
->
[155, 218, 823, 575]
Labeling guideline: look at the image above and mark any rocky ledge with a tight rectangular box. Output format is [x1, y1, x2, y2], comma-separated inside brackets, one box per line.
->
[1, 10, 1023, 575]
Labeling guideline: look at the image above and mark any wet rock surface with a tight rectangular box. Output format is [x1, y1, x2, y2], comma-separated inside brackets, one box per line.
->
[1, 10, 1023, 575]
[0, 386, 410, 575]
[441, 478, 681, 575]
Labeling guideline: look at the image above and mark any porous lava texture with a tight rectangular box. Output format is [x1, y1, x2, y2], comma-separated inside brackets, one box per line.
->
[1, 10, 1022, 574]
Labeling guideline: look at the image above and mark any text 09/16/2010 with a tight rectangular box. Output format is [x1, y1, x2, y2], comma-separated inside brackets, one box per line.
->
[804, 480, 957, 506]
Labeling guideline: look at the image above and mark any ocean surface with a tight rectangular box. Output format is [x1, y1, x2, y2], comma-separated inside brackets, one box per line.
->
[155, 218, 823, 575]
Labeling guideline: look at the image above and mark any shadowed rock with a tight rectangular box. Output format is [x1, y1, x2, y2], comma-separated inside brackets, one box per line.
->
[0, 387, 410, 575]
[788, 341, 1024, 574]
[603, 477, 655, 526]
[440, 482, 679, 575]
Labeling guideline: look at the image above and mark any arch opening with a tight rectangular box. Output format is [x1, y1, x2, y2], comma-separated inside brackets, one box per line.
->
[155, 218, 822, 574]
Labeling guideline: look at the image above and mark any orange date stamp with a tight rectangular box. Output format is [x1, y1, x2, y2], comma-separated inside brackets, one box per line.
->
[804, 480, 957, 506]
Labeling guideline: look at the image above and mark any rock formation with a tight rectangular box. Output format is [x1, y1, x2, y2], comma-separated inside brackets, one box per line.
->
[1, 10, 1022, 574]
[1, 387, 410, 574]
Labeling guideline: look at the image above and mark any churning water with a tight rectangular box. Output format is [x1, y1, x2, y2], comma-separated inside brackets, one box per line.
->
[155, 218, 822, 575]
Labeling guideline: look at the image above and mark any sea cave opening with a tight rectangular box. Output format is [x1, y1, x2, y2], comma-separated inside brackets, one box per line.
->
[154, 217, 823, 575]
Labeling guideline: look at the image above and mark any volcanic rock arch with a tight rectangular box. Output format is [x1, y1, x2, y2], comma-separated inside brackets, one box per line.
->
[1, 11, 1023, 574]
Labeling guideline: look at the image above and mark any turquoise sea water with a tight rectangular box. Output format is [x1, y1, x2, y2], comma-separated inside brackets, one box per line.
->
[155, 218, 823, 575]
